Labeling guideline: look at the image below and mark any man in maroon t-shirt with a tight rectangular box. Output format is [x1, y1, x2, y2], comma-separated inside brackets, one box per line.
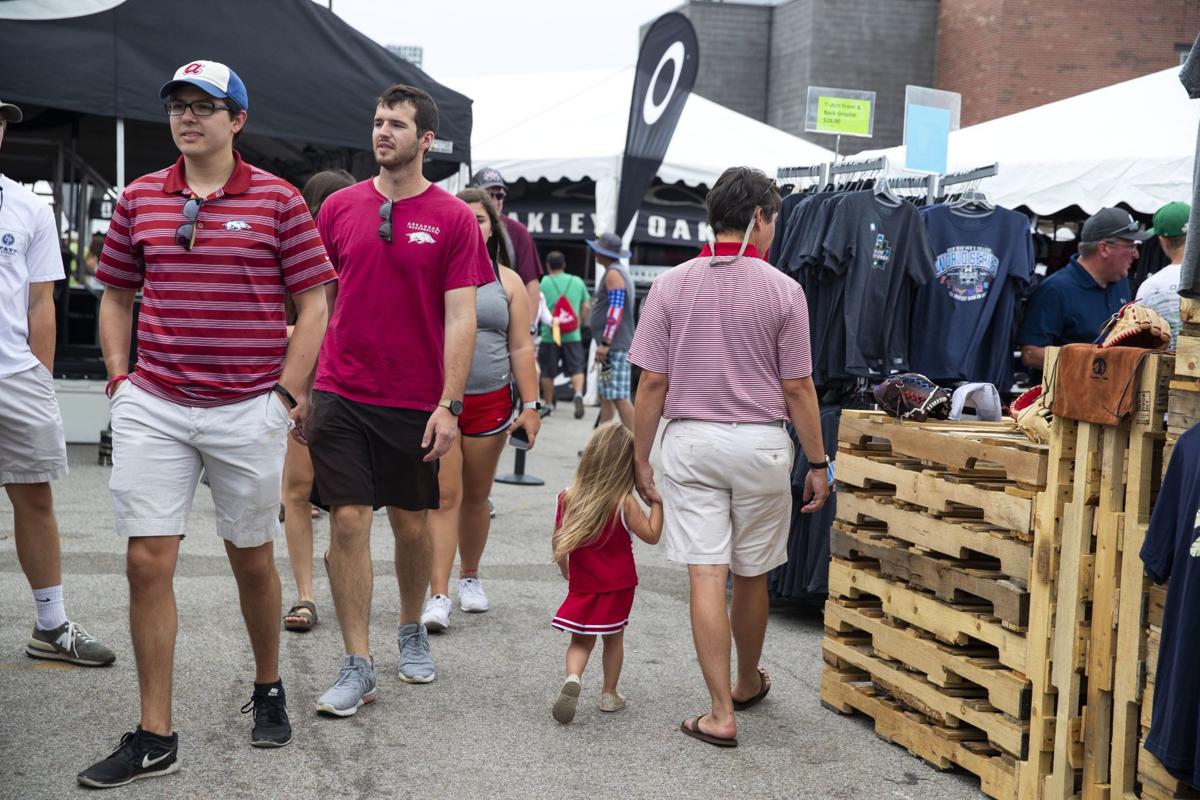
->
[307, 85, 494, 715]
[472, 168, 542, 328]
[80, 61, 336, 788]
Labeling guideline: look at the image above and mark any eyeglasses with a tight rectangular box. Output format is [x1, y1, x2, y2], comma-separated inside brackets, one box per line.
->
[487, 190, 506, 202]
[175, 197, 203, 250]
[1103, 238, 1140, 251]
[164, 100, 232, 117]
[378, 198, 393, 243]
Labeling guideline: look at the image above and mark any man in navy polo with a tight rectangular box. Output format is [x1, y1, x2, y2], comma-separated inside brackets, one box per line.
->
[1018, 207, 1146, 369]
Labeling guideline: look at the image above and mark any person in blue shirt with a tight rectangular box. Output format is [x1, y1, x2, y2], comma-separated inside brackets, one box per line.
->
[1017, 207, 1147, 369]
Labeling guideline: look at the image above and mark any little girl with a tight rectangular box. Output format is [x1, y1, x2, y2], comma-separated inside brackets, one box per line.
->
[550, 423, 662, 724]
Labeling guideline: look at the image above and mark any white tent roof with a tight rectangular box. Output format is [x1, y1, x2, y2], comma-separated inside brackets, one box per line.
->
[443, 67, 832, 188]
[864, 67, 1196, 215]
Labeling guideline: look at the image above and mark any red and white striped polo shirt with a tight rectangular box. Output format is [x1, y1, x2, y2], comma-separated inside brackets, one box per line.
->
[97, 152, 336, 407]
[627, 243, 813, 423]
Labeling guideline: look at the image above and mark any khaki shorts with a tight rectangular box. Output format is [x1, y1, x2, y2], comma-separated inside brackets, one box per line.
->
[660, 419, 793, 576]
[0, 363, 68, 485]
[108, 381, 290, 547]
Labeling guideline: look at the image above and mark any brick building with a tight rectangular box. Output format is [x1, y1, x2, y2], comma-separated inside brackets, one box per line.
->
[656, 0, 1197, 151]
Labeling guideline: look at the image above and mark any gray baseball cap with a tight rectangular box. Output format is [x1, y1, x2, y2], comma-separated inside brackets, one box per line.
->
[0, 100, 23, 123]
[1079, 207, 1151, 243]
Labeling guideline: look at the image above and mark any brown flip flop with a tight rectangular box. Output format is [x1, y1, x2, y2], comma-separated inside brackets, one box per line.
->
[680, 714, 738, 748]
[733, 667, 770, 711]
[283, 601, 317, 632]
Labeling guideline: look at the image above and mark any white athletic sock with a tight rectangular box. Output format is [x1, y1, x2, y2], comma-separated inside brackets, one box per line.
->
[33, 585, 68, 631]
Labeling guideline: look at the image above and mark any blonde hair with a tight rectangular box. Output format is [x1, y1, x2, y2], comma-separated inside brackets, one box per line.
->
[553, 424, 635, 562]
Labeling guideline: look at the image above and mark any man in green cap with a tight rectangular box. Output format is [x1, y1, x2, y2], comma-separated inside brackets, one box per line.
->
[1135, 201, 1190, 348]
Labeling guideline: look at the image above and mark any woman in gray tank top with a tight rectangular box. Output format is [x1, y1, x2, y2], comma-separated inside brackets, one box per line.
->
[421, 189, 542, 631]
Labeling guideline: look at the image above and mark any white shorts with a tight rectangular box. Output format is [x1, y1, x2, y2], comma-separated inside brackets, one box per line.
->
[660, 419, 793, 577]
[108, 381, 290, 547]
[0, 363, 68, 485]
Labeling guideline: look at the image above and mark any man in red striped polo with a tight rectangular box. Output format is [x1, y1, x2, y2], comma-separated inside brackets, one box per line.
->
[79, 61, 337, 789]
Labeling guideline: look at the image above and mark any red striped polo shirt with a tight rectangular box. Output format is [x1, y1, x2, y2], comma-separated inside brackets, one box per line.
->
[97, 152, 336, 407]
[627, 242, 813, 423]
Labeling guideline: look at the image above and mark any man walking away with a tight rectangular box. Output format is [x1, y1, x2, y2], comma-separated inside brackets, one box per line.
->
[1136, 201, 1189, 348]
[588, 233, 635, 429]
[538, 250, 590, 416]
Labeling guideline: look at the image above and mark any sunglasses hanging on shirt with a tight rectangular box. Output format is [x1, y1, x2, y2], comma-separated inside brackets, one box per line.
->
[174, 197, 203, 251]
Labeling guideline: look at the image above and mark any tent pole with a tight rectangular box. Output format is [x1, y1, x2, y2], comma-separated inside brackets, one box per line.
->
[115, 117, 126, 191]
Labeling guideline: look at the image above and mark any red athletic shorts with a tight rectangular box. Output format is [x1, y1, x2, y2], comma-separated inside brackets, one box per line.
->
[460, 385, 514, 437]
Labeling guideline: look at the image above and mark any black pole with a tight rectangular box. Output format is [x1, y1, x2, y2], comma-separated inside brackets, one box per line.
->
[494, 447, 544, 486]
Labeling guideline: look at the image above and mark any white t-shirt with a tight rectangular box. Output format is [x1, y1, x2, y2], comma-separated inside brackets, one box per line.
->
[1135, 263, 1182, 349]
[0, 175, 64, 380]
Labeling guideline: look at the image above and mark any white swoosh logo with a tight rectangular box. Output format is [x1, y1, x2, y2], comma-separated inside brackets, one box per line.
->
[142, 752, 172, 769]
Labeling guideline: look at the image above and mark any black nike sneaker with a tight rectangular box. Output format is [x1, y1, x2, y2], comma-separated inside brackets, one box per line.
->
[77, 728, 179, 788]
[242, 680, 292, 748]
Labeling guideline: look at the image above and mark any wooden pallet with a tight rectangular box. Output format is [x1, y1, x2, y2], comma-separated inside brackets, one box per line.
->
[824, 599, 1031, 719]
[828, 558, 1028, 675]
[831, 523, 1029, 628]
[838, 410, 1048, 487]
[821, 668, 1022, 800]
[837, 490, 1032, 584]
[835, 450, 1036, 533]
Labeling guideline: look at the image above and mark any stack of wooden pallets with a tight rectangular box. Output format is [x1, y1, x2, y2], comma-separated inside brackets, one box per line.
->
[820, 410, 1047, 800]
[1166, 299, 1200, 466]
[820, 350, 1182, 799]
[1022, 351, 1170, 800]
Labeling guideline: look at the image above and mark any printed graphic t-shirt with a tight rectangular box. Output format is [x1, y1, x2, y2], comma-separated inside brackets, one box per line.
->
[0, 176, 63, 380]
[1140, 423, 1200, 789]
[539, 272, 590, 343]
[908, 205, 1034, 384]
[314, 181, 496, 410]
[821, 192, 935, 377]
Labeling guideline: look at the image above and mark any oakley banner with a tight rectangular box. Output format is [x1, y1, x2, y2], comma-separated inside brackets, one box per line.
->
[615, 12, 699, 240]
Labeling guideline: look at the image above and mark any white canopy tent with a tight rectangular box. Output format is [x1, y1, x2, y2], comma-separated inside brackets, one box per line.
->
[443, 68, 833, 236]
[864, 67, 1196, 215]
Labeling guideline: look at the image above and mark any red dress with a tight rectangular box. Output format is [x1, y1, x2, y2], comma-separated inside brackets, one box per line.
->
[552, 492, 638, 636]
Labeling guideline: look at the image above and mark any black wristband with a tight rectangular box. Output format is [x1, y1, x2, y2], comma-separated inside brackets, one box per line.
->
[272, 383, 298, 410]
[808, 459, 829, 470]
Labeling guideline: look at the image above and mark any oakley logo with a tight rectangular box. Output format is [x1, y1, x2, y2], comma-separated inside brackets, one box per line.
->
[224, 220, 251, 231]
[183, 63, 205, 75]
[407, 231, 436, 245]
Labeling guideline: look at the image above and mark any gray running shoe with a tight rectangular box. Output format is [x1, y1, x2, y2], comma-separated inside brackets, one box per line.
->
[27, 621, 116, 666]
[397, 623, 436, 684]
[315, 655, 377, 717]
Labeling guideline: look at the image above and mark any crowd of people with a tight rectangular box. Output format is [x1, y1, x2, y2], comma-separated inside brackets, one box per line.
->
[0, 55, 842, 791]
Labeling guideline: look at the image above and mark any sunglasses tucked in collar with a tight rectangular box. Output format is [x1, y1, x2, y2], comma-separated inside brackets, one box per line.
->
[175, 197, 203, 251]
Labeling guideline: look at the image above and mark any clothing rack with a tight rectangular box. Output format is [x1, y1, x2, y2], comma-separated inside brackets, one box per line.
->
[776, 156, 890, 190]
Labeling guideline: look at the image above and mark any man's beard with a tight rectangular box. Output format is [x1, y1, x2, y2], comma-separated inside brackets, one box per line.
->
[376, 138, 421, 170]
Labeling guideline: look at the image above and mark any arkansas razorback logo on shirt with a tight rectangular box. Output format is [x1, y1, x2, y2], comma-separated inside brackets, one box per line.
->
[407, 231, 436, 244]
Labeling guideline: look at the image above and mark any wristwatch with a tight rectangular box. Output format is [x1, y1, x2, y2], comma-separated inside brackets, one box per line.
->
[521, 400, 544, 412]
[438, 399, 464, 416]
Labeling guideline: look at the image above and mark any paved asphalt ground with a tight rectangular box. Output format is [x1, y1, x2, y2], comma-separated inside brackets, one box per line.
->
[0, 411, 985, 800]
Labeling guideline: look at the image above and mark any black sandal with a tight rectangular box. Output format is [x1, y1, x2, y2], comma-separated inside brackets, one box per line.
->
[732, 667, 770, 710]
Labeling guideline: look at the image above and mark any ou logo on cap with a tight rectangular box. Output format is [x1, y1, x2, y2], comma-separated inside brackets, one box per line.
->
[183, 62, 205, 75]
[642, 41, 686, 126]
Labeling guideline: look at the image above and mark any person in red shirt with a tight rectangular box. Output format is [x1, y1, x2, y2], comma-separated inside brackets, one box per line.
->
[80, 61, 336, 788]
[307, 84, 494, 716]
[549, 423, 662, 724]
[471, 168, 543, 327]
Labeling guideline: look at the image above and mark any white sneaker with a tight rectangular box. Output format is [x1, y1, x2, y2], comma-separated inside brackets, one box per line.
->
[458, 577, 489, 613]
[420, 594, 451, 632]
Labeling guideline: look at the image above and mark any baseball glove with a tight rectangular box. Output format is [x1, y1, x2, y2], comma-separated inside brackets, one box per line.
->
[1011, 385, 1051, 444]
[1098, 302, 1171, 350]
[872, 373, 951, 421]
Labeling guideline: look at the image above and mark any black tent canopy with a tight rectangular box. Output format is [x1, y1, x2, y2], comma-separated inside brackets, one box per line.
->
[0, 0, 473, 184]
